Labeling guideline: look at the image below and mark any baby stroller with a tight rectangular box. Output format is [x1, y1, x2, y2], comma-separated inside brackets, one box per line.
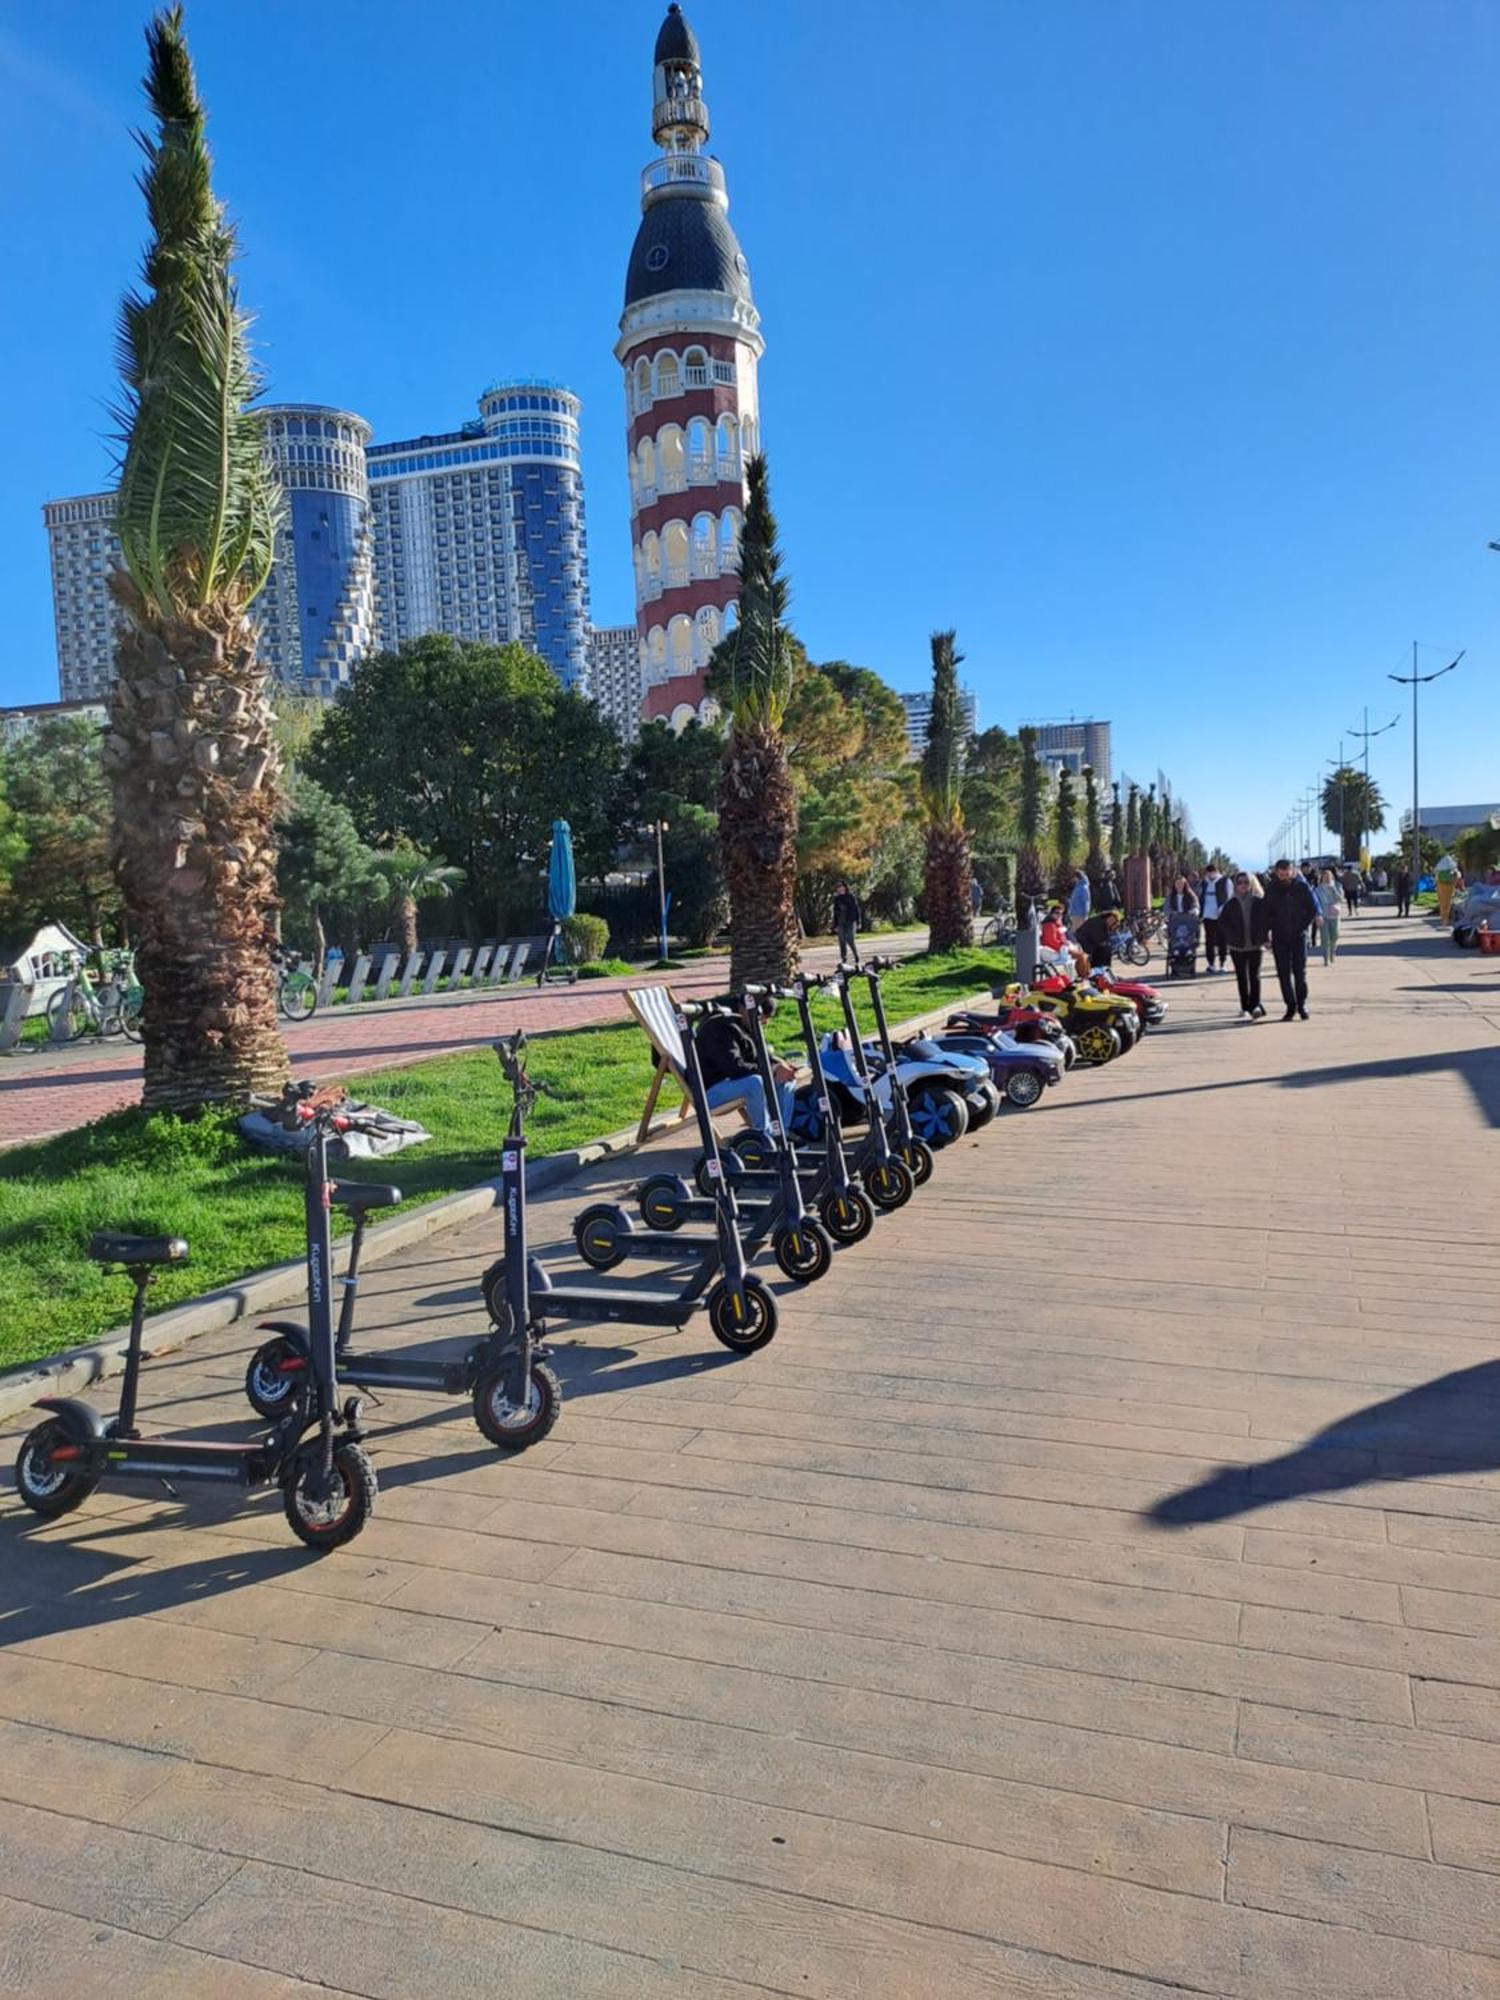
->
[1165, 911, 1200, 978]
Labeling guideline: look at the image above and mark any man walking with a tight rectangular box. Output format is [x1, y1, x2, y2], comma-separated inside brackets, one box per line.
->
[1067, 868, 1091, 934]
[1199, 864, 1229, 970]
[1265, 857, 1320, 1020]
[1342, 863, 1362, 917]
[1394, 864, 1413, 918]
[831, 880, 862, 968]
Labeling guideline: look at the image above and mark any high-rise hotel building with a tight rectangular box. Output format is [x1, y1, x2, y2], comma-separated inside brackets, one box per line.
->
[367, 382, 590, 689]
[617, 5, 764, 727]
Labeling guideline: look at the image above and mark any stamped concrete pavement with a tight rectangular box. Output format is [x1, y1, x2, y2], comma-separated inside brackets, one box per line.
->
[1, 910, 1498, 1997]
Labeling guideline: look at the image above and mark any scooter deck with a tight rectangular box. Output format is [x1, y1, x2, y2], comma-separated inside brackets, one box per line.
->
[538, 1282, 699, 1326]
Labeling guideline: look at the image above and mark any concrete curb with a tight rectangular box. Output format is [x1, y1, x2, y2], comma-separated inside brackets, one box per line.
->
[0, 984, 993, 1425]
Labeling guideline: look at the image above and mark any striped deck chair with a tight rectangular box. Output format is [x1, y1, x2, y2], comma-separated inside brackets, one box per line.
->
[624, 984, 701, 1143]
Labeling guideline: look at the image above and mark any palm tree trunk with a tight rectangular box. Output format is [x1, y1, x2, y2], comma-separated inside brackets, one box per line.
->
[104, 594, 288, 1112]
[399, 893, 418, 958]
[925, 823, 974, 952]
[720, 722, 800, 988]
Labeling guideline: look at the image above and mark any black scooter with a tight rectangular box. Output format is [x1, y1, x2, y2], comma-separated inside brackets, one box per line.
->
[637, 972, 876, 1246]
[827, 966, 915, 1208]
[572, 989, 834, 1283]
[242, 1087, 560, 1451]
[861, 956, 936, 1187]
[481, 1018, 779, 1353]
[14, 1087, 377, 1552]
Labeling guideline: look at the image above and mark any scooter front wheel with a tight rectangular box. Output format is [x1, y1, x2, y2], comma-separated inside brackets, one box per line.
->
[821, 1188, 874, 1245]
[773, 1219, 833, 1284]
[283, 1440, 376, 1552]
[900, 1139, 936, 1187]
[15, 1420, 97, 1518]
[708, 1275, 778, 1352]
[638, 1174, 687, 1231]
[245, 1336, 306, 1419]
[473, 1359, 562, 1451]
[864, 1158, 915, 1210]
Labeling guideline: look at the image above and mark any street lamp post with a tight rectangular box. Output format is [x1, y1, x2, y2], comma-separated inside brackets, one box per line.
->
[1345, 707, 1400, 863]
[1388, 645, 1464, 888]
[651, 818, 670, 964]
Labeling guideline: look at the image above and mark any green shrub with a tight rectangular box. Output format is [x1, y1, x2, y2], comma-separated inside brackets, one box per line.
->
[577, 957, 635, 979]
[562, 913, 609, 964]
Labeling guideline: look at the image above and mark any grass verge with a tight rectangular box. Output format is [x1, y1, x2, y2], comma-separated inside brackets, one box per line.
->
[0, 946, 1008, 1372]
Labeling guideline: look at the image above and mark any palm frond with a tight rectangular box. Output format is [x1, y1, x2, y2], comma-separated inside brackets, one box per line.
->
[112, 6, 280, 616]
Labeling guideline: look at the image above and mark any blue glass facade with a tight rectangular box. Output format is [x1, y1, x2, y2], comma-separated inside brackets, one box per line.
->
[258, 407, 377, 695]
[290, 489, 366, 678]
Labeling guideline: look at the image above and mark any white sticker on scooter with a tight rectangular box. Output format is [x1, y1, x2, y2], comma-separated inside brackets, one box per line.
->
[502, 1150, 519, 1172]
[705, 1159, 720, 1178]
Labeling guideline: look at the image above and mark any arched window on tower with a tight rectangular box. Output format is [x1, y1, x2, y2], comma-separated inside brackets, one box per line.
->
[740, 414, 759, 459]
[691, 512, 717, 578]
[719, 509, 742, 573]
[647, 625, 668, 677]
[683, 347, 710, 389]
[657, 424, 686, 495]
[654, 351, 680, 400]
[686, 417, 712, 483]
[715, 414, 740, 479]
[633, 358, 651, 412]
[640, 529, 662, 596]
[637, 436, 656, 499]
[694, 604, 721, 663]
[662, 519, 690, 589]
[668, 613, 694, 675]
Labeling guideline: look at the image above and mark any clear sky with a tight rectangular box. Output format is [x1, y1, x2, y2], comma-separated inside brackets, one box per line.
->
[2, 0, 1496, 859]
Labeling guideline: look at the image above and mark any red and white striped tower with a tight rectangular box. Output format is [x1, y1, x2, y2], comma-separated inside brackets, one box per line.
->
[617, 4, 764, 727]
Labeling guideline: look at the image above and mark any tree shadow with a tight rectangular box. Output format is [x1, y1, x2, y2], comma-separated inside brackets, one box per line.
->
[1146, 1359, 1500, 1527]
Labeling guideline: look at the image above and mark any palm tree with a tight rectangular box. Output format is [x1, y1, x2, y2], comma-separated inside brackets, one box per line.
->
[920, 629, 973, 951]
[102, 8, 286, 1113]
[718, 454, 800, 987]
[377, 842, 464, 957]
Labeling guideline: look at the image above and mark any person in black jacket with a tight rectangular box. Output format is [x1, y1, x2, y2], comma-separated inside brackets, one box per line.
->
[1264, 857, 1321, 1020]
[1218, 869, 1271, 1019]
[1394, 864, 1413, 918]
[831, 881, 862, 968]
[696, 999, 797, 1134]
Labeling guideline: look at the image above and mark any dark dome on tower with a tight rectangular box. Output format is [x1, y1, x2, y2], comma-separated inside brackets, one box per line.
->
[624, 196, 751, 309]
[655, 5, 699, 66]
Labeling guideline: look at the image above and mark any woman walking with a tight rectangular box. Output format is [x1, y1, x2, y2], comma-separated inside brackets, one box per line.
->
[1316, 867, 1347, 964]
[1219, 869, 1270, 1021]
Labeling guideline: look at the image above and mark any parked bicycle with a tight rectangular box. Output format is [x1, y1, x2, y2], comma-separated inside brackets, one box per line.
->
[274, 949, 318, 1023]
[46, 951, 143, 1044]
[980, 906, 1018, 948]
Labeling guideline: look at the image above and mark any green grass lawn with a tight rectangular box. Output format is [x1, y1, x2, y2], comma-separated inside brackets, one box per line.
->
[0, 946, 1007, 1373]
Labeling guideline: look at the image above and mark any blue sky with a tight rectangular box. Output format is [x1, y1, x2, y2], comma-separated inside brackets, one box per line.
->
[2, 0, 1496, 859]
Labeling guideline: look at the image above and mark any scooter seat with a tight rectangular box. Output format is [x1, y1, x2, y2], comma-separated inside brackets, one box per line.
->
[88, 1231, 189, 1267]
[330, 1180, 402, 1215]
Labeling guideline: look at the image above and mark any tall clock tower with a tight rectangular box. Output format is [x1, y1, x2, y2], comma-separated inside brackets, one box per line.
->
[616, 4, 764, 726]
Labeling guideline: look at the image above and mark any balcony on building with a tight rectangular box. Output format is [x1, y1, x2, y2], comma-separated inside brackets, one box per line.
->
[640, 152, 725, 201]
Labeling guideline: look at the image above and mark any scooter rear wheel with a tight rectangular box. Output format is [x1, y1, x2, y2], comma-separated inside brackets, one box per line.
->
[473, 1359, 562, 1451]
[574, 1203, 627, 1272]
[480, 1259, 508, 1328]
[821, 1188, 874, 1244]
[864, 1158, 915, 1210]
[283, 1440, 376, 1552]
[773, 1219, 833, 1284]
[245, 1336, 306, 1419]
[708, 1275, 778, 1353]
[900, 1139, 936, 1187]
[638, 1174, 686, 1231]
[15, 1420, 97, 1518]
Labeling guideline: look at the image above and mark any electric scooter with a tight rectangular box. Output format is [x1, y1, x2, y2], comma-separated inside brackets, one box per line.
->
[637, 973, 876, 1246]
[242, 1088, 560, 1451]
[14, 1088, 378, 1552]
[573, 990, 834, 1283]
[481, 1017, 780, 1353]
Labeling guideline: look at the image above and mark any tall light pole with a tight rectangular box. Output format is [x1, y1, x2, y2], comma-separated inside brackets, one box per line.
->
[1346, 707, 1399, 862]
[650, 818, 670, 964]
[1388, 646, 1464, 886]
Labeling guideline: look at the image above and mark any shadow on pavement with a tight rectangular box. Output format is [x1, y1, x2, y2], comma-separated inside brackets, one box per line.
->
[1146, 1359, 1500, 1528]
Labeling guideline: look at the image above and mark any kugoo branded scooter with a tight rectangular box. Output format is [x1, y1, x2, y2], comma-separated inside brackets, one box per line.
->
[574, 990, 834, 1284]
[243, 1085, 560, 1451]
[481, 1019, 779, 1353]
[15, 1089, 378, 1552]
[637, 973, 876, 1247]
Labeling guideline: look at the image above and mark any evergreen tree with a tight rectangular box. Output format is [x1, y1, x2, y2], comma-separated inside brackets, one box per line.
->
[1016, 727, 1048, 901]
[1109, 781, 1124, 869]
[1125, 782, 1140, 855]
[1082, 765, 1104, 873]
[919, 628, 973, 950]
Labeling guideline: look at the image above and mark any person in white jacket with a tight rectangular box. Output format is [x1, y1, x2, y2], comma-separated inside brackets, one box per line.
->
[1315, 868, 1347, 965]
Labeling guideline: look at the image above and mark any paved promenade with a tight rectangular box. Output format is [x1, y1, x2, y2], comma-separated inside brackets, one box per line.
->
[0, 930, 925, 1148]
[2, 912, 1498, 1997]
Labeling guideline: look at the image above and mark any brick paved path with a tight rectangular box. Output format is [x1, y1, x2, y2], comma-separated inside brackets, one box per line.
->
[2, 911, 1498, 1997]
[0, 931, 925, 1147]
